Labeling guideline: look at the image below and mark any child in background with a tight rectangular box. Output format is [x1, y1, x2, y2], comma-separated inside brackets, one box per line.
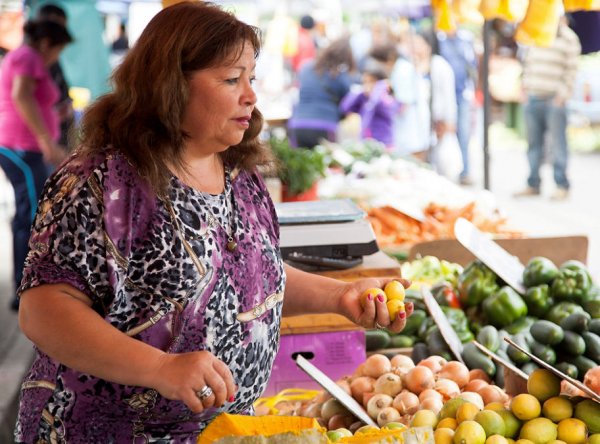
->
[340, 61, 400, 149]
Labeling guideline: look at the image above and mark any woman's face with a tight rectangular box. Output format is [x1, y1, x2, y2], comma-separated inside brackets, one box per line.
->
[181, 42, 257, 153]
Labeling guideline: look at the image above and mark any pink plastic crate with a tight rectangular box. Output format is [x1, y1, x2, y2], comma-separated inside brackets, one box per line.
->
[263, 329, 365, 396]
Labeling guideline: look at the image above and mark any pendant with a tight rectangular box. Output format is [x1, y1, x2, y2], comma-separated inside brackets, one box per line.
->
[226, 236, 237, 251]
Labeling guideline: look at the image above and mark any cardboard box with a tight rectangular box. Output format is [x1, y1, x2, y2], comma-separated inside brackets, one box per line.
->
[263, 330, 365, 396]
[408, 235, 588, 267]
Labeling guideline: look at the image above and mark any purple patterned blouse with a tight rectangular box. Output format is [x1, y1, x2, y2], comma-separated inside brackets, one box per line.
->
[14, 151, 285, 443]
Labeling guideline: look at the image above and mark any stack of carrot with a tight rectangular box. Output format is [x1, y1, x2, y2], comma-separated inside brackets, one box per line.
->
[365, 202, 521, 249]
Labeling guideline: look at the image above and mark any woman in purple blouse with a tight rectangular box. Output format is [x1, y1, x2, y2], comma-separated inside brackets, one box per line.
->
[15, 3, 412, 442]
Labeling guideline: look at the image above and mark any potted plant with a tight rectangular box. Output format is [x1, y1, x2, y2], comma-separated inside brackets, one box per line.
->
[269, 136, 327, 202]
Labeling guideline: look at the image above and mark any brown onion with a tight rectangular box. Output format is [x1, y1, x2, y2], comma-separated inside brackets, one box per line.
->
[469, 368, 492, 383]
[418, 355, 448, 374]
[374, 372, 403, 397]
[393, 391, 420, 415]
[366, 393, 394, 420]
[350, 376, 375, 403]
[363, 354, 392, 379]
[464, 378, 489, 393]
[420, 396, 443, 414]
[377, 406, 401, 427]
[583, 367, 600, 394]
[438, 361, 470, 388]
[478, 384, 509, 405]
[418, 388, 443, 403]
[434, 378, 461, 400]
[390, 354, 415, 370]
[404, 365, 435, 394]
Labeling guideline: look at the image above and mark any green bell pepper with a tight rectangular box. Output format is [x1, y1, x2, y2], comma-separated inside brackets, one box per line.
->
[457, 260, 499, 307]
[560, 259, 593, 283]
[545, 301, 585, 324]
[482, 286, 528, 328]
[551, 268, 591, 302]
[522, 256, 559, 287]
[523, 284, 554, 318]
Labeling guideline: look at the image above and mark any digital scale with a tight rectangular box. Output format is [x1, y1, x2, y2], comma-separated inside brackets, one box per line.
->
[276, 199, 379, 270]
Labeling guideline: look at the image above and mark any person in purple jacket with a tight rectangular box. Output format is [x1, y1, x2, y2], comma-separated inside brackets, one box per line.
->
[14, 3, 413, 442]
[340, 61, 401, 149]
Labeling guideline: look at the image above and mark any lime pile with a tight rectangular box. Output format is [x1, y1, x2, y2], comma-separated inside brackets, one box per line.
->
[431, 369, 600, 444]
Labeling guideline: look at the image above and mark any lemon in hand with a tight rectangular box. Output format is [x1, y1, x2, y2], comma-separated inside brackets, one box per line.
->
[384, 280, 406, 301]
[387, 299, 405, 322]
[359, 288, 387, 308]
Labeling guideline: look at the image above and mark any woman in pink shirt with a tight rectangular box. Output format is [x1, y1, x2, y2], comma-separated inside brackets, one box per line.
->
[0, 19, 72, 311]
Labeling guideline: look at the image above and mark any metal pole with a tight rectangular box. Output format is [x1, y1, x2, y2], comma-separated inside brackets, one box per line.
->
[482, 20, 492, 190]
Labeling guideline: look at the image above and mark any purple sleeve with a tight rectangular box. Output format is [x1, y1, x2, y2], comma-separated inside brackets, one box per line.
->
[19, 164, 112, 313]
[340, 90, 367, 114]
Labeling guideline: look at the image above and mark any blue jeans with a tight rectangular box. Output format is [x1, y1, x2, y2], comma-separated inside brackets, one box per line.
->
[524, 96, 569, 190]
[0, 148, 48, 296]
[457, 96, 472, 178]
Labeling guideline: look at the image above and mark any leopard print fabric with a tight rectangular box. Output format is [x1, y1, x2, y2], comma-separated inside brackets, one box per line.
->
[15, 151, 285, 443]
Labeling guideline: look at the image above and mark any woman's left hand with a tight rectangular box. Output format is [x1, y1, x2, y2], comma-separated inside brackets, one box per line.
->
[337, 278, 413, 333]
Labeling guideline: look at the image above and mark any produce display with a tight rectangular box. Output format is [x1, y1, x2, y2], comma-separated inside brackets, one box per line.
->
[365, 203, 518, 250]
[366, 255, 600, 387]
[454, 257, 600, 383]
[315, 141, 520, 250]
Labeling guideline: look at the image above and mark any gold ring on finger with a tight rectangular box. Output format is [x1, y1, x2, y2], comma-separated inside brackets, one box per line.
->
[374, 321, 387, 330]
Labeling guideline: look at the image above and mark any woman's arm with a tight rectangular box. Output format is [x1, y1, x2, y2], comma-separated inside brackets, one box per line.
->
[12, 74, 64, 165]
[19, 283, 236, 412]
[282, 264, 412, 332]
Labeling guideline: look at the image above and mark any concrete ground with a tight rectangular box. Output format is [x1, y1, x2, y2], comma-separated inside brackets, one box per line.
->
[0, 136, 598, 439]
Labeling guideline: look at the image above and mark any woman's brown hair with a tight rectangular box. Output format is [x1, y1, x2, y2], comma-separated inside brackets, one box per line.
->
[314, 37, 355, 76]
[78, 1, 275, 194]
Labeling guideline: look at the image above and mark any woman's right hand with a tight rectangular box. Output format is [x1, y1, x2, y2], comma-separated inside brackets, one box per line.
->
[150, 351, 237, 414]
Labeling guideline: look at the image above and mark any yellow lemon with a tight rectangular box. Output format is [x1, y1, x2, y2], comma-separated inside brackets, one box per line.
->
[475, 410, 506, 437]
[437, 418, 459, 430]
[412, 409, 439, 428]
[547, 441, 567, 444]
[511, 394, 541, 421]
[435, 427, 455, 444]
[486, 436, 509, 444]
[506, 440, 516, 444]
[384, 280, 406, 301]
[542, 397, 573, 423]
[486, 402, 506, 412]
[527, 369, 561, 403]
[497, 409, 522, 439]
[359, 288, 386, 307]
[453, 420, 487, 444]
[386, 299, 405, 322]
[557, 418, 587, 444]
[515, 440, 535, 444]
[457, 403, 481, 423]
[519, 418, 558, 444]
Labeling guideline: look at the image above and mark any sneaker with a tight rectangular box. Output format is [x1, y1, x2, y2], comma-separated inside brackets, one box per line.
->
[513, 187, 540, 197]
[551, 187, 569, 201]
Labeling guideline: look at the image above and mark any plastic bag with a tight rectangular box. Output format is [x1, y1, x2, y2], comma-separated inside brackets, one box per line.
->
[431, 132, 463, 180]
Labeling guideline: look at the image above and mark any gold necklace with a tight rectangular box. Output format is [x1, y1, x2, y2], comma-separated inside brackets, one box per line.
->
[189, 166, 238, 252]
